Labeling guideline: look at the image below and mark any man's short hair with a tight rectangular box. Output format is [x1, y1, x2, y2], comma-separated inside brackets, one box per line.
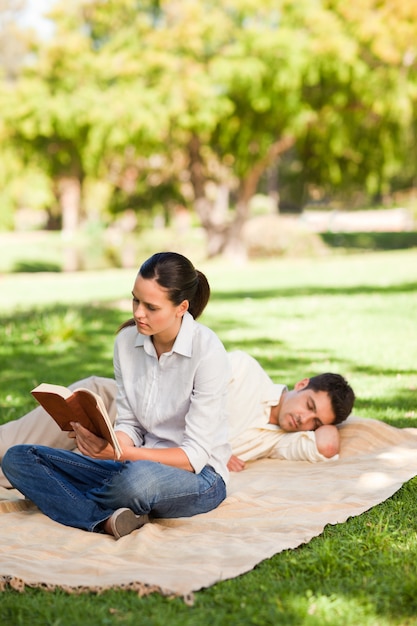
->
[306, 373, 355, 425]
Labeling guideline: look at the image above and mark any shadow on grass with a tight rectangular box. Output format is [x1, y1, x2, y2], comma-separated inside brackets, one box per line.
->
[207, 476, 417, 624]
[1, 294, 417, 622]
[12, 260, 62, 273]
[210, 280, 417, 301]
[320, 231, 417, 250]
[0, 304, 129, 422]
[1, 295, 415, 430]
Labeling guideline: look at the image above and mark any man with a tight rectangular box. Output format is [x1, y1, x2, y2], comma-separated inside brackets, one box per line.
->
[225, 351, 354, 471]
[0, 350, 355, 488]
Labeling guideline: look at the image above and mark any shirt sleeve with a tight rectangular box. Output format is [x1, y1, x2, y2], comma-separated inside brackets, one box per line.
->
[180, 343, 231, 474]
[269, 430, 339, 463]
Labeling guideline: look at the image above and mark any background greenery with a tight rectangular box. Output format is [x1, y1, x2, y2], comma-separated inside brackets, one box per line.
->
[1, 248, 417, 625]
[1, 1, 416, 621]
[1, 0, 417, 262]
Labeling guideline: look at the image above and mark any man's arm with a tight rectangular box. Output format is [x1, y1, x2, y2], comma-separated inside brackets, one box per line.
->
[314, 424, 340, 458]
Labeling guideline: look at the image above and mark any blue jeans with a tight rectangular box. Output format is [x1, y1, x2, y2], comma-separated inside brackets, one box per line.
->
[2, 445, 226, 532]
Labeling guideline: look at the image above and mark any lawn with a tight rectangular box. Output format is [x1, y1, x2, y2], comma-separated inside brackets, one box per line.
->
[1, 248, 417, 625]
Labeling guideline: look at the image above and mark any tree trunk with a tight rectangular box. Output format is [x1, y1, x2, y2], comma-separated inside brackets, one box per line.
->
[188, 133, 296, 259]
[222, 136, 297, 259]
[56, 175, 82, 272]
[188, 134, 230, 256]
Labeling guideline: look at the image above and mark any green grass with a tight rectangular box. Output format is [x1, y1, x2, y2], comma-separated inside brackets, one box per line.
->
[1, 248, 417, 625]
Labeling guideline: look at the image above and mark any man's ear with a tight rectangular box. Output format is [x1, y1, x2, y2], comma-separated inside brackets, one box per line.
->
[294, 378, 310, 391]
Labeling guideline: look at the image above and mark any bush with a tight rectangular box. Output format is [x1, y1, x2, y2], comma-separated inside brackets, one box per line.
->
[242, 214, 329, 258]
[320, 231, 417, 250]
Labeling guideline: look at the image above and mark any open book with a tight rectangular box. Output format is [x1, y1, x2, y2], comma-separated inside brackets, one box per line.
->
[31, 383, 122, 459]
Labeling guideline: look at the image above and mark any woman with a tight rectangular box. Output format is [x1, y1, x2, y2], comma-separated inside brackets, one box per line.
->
[2, 252, 231, 539]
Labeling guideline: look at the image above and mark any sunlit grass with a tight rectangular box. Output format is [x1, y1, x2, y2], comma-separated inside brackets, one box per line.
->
[1, 248, 417, 625]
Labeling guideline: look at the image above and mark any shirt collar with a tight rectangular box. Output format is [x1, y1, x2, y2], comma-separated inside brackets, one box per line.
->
[134, 311, 194, 357]
[171, 310, 194, 356]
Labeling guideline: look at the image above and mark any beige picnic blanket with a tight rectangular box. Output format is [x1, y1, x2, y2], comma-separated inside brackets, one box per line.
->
[1, 416, 417, 598]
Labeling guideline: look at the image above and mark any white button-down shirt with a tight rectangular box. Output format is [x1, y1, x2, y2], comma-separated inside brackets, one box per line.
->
[113, 312, 231, 483]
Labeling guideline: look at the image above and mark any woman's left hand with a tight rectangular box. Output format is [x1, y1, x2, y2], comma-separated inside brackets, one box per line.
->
[70, 422, 115, 459]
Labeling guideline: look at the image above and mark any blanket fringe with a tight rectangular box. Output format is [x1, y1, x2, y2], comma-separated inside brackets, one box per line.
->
[0, 498, 35, 514]
[0, 575, 194, 603]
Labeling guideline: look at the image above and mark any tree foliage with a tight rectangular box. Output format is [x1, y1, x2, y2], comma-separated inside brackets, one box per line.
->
[0, 0, 416, 259]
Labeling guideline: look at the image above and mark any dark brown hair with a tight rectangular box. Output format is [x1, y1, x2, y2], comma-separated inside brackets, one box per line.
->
[118, 252, 210, 332]
[306, 373, 355, 425]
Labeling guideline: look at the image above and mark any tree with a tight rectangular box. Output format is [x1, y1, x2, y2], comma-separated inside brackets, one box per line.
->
[0, 0, 27, 81]
[1, 0, 416, 262]
[107, 0, 417, 256]
[0, 0, 170, 268]
[291, 0, 417, 204]
[65, 0, 312, 257]
[128, 0, 311, 256]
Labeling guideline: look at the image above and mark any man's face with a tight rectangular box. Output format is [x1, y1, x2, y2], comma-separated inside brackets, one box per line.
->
[276, 380, 336, 432]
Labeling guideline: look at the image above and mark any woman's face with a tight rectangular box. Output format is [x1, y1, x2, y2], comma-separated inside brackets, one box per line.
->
[131, 275, 188, 343]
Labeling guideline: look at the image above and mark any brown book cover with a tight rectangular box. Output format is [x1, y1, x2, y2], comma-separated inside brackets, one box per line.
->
[31, 383, 122, 459]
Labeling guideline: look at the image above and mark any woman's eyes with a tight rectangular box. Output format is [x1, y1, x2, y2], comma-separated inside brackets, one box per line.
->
[132, 298, 157, 311]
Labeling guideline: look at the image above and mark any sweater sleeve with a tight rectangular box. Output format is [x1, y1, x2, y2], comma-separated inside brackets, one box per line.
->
[231, 428, 338, 463]
[269, 430, 338, 463]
